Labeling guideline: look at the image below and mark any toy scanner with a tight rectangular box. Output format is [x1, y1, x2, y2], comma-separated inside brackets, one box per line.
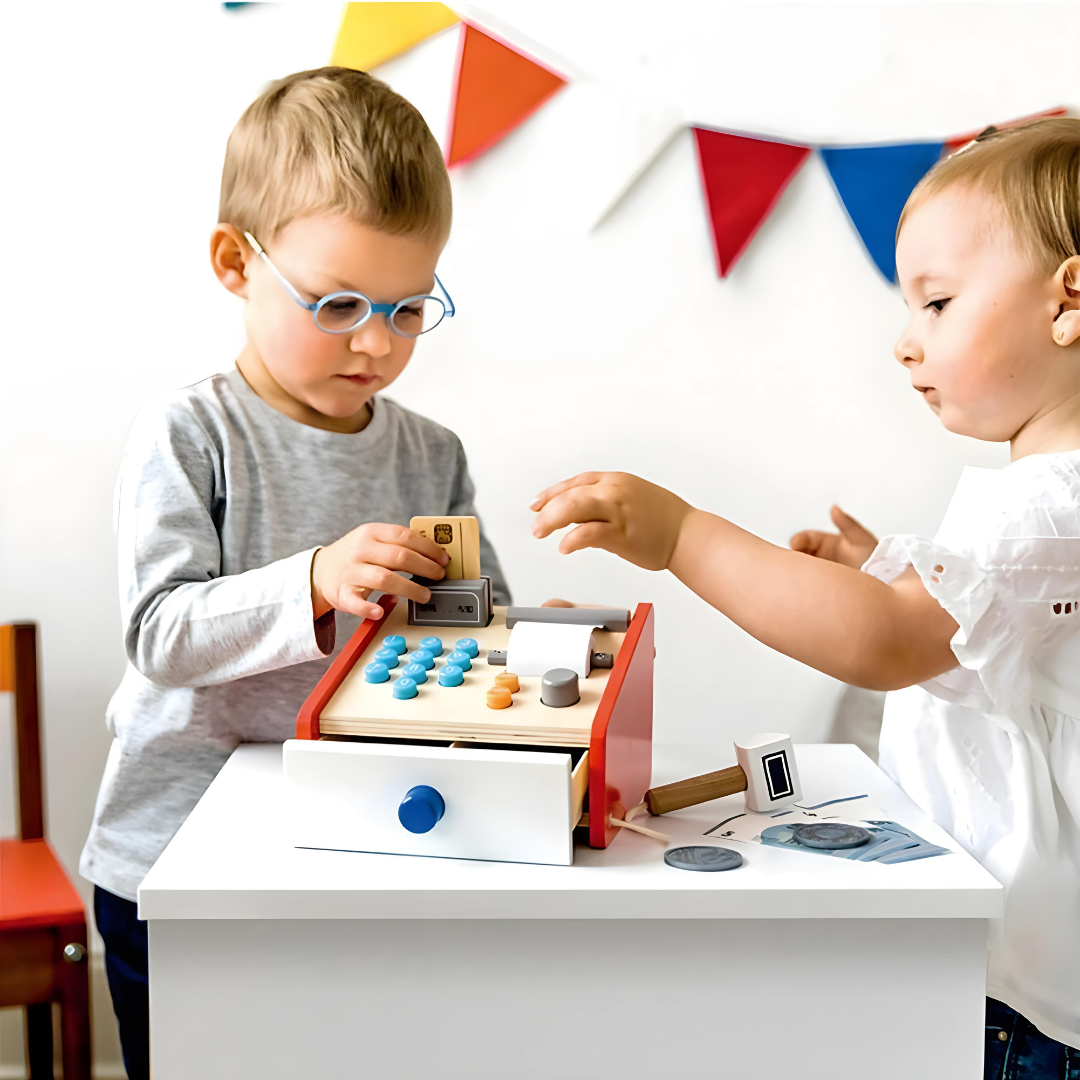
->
[644, 733, 802, 817]
[284, 517, 654, 867]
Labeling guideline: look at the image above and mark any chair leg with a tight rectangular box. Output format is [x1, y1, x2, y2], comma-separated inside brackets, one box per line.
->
[57, 927, 93, 1080]
[25, 1002, 54, 1080]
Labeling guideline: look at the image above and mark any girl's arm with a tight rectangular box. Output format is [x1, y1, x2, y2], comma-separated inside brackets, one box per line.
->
[531, 472, 959, 691]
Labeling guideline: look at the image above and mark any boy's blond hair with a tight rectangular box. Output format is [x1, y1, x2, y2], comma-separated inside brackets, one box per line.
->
[220, 67, 451, 243]
[899, 117, 1080, 273]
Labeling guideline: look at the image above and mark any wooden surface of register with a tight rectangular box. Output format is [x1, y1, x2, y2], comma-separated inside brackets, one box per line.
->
[319, 605, 623, 747]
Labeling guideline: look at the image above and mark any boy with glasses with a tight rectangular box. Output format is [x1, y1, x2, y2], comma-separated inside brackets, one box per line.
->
[80, 67, 510, 1079]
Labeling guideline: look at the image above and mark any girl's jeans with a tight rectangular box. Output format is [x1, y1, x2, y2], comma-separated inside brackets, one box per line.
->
[986, 998, 1080, 1080]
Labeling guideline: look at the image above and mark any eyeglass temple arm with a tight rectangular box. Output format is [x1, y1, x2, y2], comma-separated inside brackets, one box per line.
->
[242, 231, 316, 312]
[245, 230, 452, 319]
[434, 273, 455, 317]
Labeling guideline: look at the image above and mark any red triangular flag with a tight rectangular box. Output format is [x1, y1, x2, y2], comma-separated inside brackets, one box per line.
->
[943, 107, 1068, 154]
[446, 23, 566, 167]
[693, 129, 810, 277]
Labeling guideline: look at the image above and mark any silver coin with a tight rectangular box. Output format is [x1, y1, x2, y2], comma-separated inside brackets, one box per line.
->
[664, 846, 744, 872]
[792, 823, 871, 849]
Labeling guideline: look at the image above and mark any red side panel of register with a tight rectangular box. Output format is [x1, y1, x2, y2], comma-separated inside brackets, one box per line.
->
[588, 603, 654, 849]
[295, 597, 397, 740]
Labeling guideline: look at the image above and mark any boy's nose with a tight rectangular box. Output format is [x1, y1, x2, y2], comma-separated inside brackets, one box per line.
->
[349, 314, 393, 357]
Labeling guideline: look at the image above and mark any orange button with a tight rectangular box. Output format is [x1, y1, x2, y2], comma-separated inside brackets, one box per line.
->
[494, 672, 520, 694]
[486, 685, 513, 710]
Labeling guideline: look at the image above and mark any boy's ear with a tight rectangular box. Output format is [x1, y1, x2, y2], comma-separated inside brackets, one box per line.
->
[1052, 255, 1080, 347]
[210, 224, 252, 298]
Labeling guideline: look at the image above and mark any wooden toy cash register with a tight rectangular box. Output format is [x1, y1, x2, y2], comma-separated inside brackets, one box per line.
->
[284, 517, 654, 866]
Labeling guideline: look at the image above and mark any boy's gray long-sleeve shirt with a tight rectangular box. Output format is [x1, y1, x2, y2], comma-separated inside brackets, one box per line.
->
[80, 369, 509, 901]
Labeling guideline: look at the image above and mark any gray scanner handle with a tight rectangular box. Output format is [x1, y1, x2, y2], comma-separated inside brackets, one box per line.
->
[503, 606, 631, 632]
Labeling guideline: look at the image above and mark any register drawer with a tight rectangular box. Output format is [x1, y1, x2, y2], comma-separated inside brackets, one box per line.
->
[283, 739, 583, 866]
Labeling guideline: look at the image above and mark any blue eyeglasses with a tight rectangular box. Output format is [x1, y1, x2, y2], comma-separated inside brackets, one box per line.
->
[243, 231, 455, 337]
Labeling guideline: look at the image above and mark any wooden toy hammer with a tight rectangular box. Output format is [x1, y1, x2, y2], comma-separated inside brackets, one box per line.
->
[644, 733, 802, 816]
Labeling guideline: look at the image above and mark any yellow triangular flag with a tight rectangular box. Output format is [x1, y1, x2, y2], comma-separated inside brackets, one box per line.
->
[331, 3, 459, 72]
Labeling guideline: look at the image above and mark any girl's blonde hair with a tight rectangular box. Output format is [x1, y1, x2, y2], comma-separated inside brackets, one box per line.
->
[220, 67, 451, 243]
[899, 117, 1080, 272]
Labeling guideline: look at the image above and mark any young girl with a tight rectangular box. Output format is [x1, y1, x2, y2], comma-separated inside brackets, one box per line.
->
[532, 119, 1080, 1078]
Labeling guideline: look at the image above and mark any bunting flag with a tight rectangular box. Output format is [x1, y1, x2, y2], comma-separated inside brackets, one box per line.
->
[588, 101, 684, 230]
[820, 142, 944, 281]
[693, 129, 811, 277]
[331, 3, 459, 73]
[445, 22, 567, 167]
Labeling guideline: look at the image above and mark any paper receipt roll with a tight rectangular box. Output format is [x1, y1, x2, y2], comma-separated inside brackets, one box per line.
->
[506, 621, 595, 678]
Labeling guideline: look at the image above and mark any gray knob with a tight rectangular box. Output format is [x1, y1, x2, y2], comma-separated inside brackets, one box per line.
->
[541, 668, 580, 708]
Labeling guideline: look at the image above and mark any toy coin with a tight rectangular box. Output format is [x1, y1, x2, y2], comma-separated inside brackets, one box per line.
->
[792, 823, 871, 849]
[664, 846, 744, 872]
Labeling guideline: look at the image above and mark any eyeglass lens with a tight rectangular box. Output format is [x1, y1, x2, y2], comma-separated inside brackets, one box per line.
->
[315, 295, 372, 333]
[314, 294, 447, 336]
[390, 297, 447, 337]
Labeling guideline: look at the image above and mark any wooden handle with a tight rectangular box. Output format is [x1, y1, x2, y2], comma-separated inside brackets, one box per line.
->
[645, 765, 748, 816]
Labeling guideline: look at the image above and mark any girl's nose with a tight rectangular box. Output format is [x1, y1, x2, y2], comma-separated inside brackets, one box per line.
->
[893, 326, 923, 368]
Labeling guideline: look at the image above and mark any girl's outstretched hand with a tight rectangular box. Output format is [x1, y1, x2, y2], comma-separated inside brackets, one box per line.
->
[789, 505, 879, 569]
[530, 471, 692, 571]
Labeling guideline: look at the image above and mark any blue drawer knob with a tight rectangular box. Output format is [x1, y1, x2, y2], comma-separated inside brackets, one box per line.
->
[398, 785, 445, 834]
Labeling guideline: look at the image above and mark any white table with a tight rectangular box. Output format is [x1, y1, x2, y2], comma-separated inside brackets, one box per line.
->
[139, 743, 1002, 1079]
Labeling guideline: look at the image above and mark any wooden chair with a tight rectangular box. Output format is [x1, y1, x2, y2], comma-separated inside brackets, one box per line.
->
[0, 623, 91, 1079]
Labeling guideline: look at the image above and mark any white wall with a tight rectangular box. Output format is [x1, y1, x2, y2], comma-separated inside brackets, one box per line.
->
[1, 3, 1077, 1073]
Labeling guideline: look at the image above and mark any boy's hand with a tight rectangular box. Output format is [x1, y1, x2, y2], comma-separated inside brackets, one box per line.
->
[789, 505, 878, 569]
[311, 523, 449, 621]
[530, 472, 692, 572]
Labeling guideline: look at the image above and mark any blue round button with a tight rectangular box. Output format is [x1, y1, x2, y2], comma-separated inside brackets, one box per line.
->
[398, 785, 445, 834]
[383, 635, 407, 656]
[455, 638, 479, 659]
[364, 662, 390, 684]
[438, 664, 464, 687]
[408, 649, 435, 670]
[419, 636, 444, 657]
[373, 647, 400, 669]
[401, 662, 428, 684]
[446, 649, 472, 672]
[392, 676, 418, 700]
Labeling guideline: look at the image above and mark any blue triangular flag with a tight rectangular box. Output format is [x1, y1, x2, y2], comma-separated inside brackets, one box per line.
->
[820, 142, 944, 282]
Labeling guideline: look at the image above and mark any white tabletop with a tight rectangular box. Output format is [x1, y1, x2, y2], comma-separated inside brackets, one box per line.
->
[139, 743, 1002, 922]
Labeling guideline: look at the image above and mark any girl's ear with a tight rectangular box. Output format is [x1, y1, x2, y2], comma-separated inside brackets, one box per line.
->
[1052, 256, 1080, 347]
[210, 224, 252, 298]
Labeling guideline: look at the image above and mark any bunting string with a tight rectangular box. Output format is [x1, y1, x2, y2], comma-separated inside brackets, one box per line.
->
[326, 4, 1068, 284]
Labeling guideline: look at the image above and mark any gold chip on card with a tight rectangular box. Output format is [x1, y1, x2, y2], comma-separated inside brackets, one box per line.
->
[409, 516, 481, 580]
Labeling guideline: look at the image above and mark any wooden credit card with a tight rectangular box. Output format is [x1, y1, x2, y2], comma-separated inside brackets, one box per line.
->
[409, 516, 481, 580]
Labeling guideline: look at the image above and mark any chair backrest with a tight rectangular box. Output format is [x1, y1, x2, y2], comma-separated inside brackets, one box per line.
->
[0, 623, 44, 840]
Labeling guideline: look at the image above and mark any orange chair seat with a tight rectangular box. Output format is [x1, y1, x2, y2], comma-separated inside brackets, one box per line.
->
[0, 838, 85, 931]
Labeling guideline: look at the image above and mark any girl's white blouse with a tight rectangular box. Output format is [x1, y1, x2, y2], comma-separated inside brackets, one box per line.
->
[864, 450, 1080, 1049]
